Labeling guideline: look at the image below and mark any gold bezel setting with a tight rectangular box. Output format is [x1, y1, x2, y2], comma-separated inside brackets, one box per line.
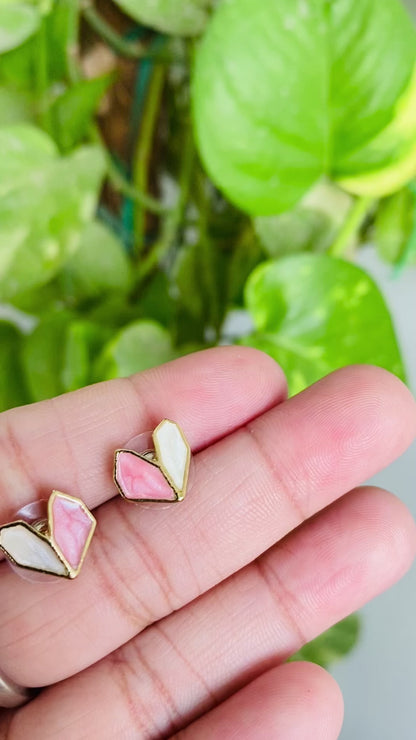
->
[114, 419, 191, 503]
[0, 491, 96, 579]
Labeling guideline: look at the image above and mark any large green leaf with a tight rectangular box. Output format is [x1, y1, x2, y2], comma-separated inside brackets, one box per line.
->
[0, 3, 40, 54]
[95, 320, 176, 381]
[192, 0, 416, 215]
[241, 254, 405, 395]
[290, 614, 360, 669]
[0, 125, 105, 300]
[112, 0, 212, 36]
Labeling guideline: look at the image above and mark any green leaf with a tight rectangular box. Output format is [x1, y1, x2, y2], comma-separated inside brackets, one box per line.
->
[94, 320, 176, 381]
[0, 125, 105, 300]
[254, 181, 352, 257]
[374, 188, 414, 264]
[139, 270, 175, 329]
[0, 321, 29, 410]
[50, 74, 115, 152]
[21, 312, 107, 401]
[0, 124, 56, 193]
[241, 254, 405, 395]
[0, 3, 40, 54]
[290, 615, 360, 669]
[60, 220, 132, 300]
[112, 0, 212, 36]
[0, 86, 32, 125]
[192, 0, 416, 215]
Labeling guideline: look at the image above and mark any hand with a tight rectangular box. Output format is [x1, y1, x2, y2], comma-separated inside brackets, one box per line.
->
[0, 347, 415, 739]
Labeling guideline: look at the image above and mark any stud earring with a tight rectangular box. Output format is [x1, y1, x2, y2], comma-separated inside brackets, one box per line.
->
[114, 419, 192, 503]
[0, 491, 96, 580]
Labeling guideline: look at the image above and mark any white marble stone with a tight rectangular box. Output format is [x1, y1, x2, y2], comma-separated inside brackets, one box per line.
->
[153, 420, 190, 496]
[0, 524, 67, 577]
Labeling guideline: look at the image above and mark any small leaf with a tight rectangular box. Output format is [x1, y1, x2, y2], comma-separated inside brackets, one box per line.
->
[290, 615, 360, 669]
[0, 321, 29, 410]
[139, 270, 175, 329]
[255, 209, 329, 257]
[0, 4, 40, 54]
[50, 74, 115, 152]
[374, 188, 414, 264]
[254, 181, 352, 257]
[240, 254, 406, 395]
[60, 220, 132, 300]
[95, 320, 176, 381]
[21, 312, 107, 401]
[112, 0, 212, 36]
[0, 125, 105, 300]
[0, 86, 32, 125]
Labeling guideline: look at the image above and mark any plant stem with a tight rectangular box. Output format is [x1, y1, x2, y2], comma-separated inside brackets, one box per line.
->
[132, 64, 166, 256]
[81, 2, 173, 61]
[35, 18, 52, 134]
[81, 1, 145, 58]
[89, 124, 167, 214]
[108, 158, 168, 214]
[65, 1, 82, 85]
[195, 170, 221, 339]
[329, 195, 375, 257]
[136, 128, 195, 282]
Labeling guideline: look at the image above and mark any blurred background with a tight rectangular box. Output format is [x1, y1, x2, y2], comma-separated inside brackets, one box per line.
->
[0, 0, 415, 736]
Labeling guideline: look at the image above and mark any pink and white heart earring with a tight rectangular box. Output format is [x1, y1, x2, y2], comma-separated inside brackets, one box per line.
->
[114, 419, 192, 503]
[0, 491, 96, 580]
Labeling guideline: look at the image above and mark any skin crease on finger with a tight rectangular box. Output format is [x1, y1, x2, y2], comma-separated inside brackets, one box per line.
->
[0, 364, 415, 689]
[173, 662, 345, 740]
[0, 346, 288, 519]
[3, 485, 414, 739]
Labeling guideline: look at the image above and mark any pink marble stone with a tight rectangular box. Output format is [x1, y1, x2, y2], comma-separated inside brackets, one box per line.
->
[115, 451, 176, 501]
[51, 494, 95, 570]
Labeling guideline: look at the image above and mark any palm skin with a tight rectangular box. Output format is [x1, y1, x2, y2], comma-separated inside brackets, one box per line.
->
[0, 347, 415, 739]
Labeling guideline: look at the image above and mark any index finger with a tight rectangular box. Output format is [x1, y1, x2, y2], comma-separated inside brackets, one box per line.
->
[0, 346, 286, 518]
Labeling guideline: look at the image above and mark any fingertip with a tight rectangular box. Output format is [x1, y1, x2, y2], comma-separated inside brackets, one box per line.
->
[327, 364, 416, 434]
[284, 660, 344, 735]
[355, 486, 416, 584]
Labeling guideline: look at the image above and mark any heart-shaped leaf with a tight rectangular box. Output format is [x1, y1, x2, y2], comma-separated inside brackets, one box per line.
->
[240, 254, 405, 395]
[192, 0, 416, 214]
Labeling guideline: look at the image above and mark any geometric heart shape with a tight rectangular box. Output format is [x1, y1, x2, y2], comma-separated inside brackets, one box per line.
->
[49, 491, 96, 574]
[114, 450, 177, 502]
[0, 522, 68, 577]
[0, 491, 96, 579]
[114, 419, 191, 503]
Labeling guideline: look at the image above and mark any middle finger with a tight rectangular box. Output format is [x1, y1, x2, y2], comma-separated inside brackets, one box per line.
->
[0, 365, 414, 686]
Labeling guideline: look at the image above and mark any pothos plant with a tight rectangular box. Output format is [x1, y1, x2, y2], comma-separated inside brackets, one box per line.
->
[0, 0, 415, 664]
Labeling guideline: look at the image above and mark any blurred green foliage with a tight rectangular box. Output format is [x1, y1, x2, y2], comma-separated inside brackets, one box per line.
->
[1, 0, 416, 666]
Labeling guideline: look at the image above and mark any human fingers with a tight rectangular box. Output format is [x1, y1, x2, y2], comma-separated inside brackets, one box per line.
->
[0, 345, 286, 519]
[5, 486, 411, 738]
[173, 662, 344, 740]
[0, 366, 414, 687]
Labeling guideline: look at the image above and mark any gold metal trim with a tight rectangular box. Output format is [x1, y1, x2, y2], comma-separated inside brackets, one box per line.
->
[0, 491, 96, 580]
[113, 419, 191, 503]
[153, 419, 191, 501]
